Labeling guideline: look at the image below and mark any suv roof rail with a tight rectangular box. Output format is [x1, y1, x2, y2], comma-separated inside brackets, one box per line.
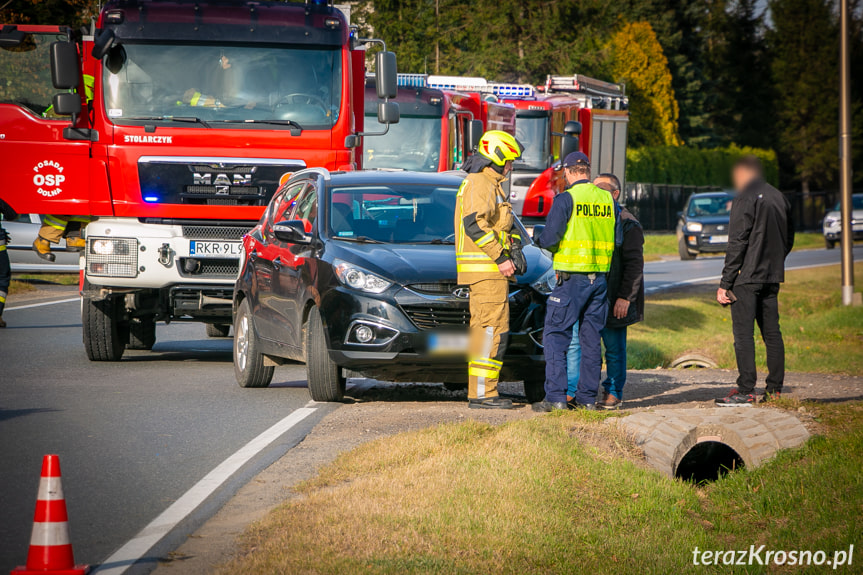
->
[289, 167, 331, 181]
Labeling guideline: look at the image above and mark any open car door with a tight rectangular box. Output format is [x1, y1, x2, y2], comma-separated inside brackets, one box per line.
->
[0, 25, 93, 216]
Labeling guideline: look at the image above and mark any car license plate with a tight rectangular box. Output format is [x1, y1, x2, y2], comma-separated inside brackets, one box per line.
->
[189, 241, 242, 257]
[709, 235, 728, 244]
[428, 332, 468, 355]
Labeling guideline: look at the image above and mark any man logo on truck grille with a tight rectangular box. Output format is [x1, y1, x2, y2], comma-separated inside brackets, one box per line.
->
[192, 170, 255, 187]
[32, 160, 65, 197]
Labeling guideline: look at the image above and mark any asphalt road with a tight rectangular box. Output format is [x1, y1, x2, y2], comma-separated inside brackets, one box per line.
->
[0, 301, 335, 574]
[643, 245, 863, 293]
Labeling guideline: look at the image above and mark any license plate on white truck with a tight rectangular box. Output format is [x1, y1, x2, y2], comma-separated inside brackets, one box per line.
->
[189, 241, 242, 257]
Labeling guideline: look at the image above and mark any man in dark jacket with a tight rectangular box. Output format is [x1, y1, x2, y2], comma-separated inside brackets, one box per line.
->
[716, 155, 795, 406]
[566, 173, 644, 409]
[0, 198, 17, 328]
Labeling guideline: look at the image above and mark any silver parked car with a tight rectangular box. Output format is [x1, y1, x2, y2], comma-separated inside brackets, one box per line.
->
[0, 213, 80, 272]
[823, 193, 863, 249]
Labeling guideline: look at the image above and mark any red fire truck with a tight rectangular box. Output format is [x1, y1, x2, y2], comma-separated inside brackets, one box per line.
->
[362, 73, 516, 172]
[521, 74, 629, 221]
[0, 0, 399, 360]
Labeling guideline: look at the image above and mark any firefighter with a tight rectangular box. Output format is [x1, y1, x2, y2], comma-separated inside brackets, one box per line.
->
[0, 199, 17, 328]
[32, 216, 91, 262]
[454, 130, 524, 409]
[534, 152, 619, 411]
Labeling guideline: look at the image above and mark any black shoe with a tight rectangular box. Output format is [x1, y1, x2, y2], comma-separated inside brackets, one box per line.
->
[760, 390, 782, 403]
[469, 396, 513, 410]
[571, 402, 597, 411]
[715, 390, 755, 407]
[532, 400, 568, 412]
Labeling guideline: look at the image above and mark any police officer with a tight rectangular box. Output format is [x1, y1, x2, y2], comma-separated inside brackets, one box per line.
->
[534, 152, 618, 411]
[454, 130, 524, 409]
[0, 199, 17, 328]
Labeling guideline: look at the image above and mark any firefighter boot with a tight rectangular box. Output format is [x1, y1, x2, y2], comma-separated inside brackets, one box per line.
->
[65, 236, 85, 251]
[33, 237, 56, 262]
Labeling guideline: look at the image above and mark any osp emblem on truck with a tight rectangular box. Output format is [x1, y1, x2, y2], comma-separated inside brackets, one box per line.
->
[32, 160, 65, 197]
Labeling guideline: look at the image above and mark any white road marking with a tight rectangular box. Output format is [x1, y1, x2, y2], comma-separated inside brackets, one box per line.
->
[93, 403, 319, 575]
[5, 297, 79, 311]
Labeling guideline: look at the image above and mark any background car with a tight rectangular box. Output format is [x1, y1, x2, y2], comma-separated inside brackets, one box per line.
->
[822, 193, 863, 249]
[232, 169, 553, 403]
[676, 191, 735, 260]
[0, 213, 79, 272]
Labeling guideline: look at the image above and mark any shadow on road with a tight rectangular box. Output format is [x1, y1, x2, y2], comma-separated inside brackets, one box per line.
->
[120, 340, 233, 363]
[0, 407, 60, 422]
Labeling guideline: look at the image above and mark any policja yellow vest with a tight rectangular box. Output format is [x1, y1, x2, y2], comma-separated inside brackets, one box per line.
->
[553, 182, 615, 273]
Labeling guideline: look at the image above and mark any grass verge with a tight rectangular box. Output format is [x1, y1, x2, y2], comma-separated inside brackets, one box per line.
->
[628, 262, 863, 374]
[8, 273, 79, 295]
[642, 232, 829, 262]
[223, 402, 863, 574]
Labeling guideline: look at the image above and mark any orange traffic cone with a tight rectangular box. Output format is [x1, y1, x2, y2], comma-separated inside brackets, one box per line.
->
[11, 455, 89, 575]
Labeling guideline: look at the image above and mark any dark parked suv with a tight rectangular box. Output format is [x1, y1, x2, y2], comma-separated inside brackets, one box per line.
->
[232, 169, 553, 402]
[676, 191, 735, 260]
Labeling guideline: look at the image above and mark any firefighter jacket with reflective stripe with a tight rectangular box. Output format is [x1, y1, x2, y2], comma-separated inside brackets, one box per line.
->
[553, 182, 616, 273]
[455, 168, 516, 284]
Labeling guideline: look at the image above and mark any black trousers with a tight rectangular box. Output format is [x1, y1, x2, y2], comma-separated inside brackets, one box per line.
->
[0, 241, 9, 315]
[730, 283, 785, 394]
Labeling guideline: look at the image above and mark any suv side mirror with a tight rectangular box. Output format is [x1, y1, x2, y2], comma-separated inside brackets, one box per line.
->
[52, 92, 81, 116]
[91, 28, 115, 60]
[375, 51, 398, 99]
[273, 220, 312, 245]
[377, 101, 400, 125]
[467, 119, 484, 152]
[50, 41, 80, 90]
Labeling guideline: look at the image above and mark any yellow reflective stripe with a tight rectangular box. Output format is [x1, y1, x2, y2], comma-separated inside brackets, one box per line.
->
[554, 255, 613, 265]
[0, 245, 6, 252]
[456, 253, 492, 260]
[471, 357, 502, 369]
[44, 216, 67, 230]
[0, 296, 6, 303]
[190, 91, 202, 106]
[475, 231, 495, 247]
[469, 366, 500, 379]
[457, 263, 500, 272]
[559, 240, 615, 251]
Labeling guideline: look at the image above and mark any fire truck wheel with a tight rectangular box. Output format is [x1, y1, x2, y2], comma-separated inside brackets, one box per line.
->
[83, 294, 126, 361]
[678, 237, 697, 260]
[206, 323, 231, 338]
[127, 316, 157, 350]
[306, 306, 345, 402]
[524, 379, 546, 404]
[233, 298, 274, 388]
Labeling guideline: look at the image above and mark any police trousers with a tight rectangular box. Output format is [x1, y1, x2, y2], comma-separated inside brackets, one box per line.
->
[543, 273, 608, 404]
[467, 278, 509, 399]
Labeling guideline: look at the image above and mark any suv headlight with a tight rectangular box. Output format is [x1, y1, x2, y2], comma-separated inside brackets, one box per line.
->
[685, 222, 703, 232]
[531, 267, 557, 295]
[333, 259, 392, 294]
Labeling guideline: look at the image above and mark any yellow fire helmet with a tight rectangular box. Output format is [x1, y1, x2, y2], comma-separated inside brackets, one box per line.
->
[477, 130, 523, 166]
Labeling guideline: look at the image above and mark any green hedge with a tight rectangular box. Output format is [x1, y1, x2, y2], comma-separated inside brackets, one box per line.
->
[627, 144, 779, 187]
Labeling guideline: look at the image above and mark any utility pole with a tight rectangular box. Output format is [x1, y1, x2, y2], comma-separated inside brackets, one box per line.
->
[839, 0, 856, 305]
[435, 0, 440, 74]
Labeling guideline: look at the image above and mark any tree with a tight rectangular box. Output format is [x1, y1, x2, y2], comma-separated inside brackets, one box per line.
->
[607, 21, 682, 147]
[768, 0, 840, 191]
[0, 0, 97, 29]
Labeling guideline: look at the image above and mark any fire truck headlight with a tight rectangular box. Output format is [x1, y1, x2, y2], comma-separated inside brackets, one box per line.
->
[87, 237, 139, 278]
[91, 238, 131, 256]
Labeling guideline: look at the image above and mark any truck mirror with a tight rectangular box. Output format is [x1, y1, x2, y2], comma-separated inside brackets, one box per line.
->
[0, 25, 26, 47]
[564, 121, 582, 136]
[52, 92, 81, 117]
[345, 134, 361, 149]
[91, 28, 115, 60]
[560, 136, 579, 162]
[50, 41, 80, 90]
[467, 120, 484, 152]
[377, 101, 400, 125]
[375, 51, 398, 99]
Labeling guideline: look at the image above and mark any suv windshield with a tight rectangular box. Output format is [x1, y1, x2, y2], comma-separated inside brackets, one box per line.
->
[363, 116, 442, 171]
[687, 195, 734, 217]
[514, 115, 550, 171]
[832, 195, 863, 211]
[0, 32, 68, 117]
[103, 43, 342, 129]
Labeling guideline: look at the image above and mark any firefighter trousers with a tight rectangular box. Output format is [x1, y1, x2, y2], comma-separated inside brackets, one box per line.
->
[39, 215, 92, 244]
[467, 278, 509, 399]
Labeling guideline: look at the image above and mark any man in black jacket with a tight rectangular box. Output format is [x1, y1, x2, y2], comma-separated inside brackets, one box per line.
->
[716, 156, 795, 406]
[0, 198, 17, 328]
[566, 173, 644, 409]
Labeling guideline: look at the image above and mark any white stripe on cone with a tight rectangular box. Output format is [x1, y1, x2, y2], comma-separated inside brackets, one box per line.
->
[36, 476, 65, 501]
[30, 521, 71, 546]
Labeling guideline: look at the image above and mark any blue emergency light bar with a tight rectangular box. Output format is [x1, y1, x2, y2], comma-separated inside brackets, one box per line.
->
[396, 74, 428, 88]
[424, 75, 536, 99]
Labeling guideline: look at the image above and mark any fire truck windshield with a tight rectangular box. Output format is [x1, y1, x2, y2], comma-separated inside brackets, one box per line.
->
[363, 116, 442, 172]
[103, 43, 342, 129]
[514, 116, 550, 171]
